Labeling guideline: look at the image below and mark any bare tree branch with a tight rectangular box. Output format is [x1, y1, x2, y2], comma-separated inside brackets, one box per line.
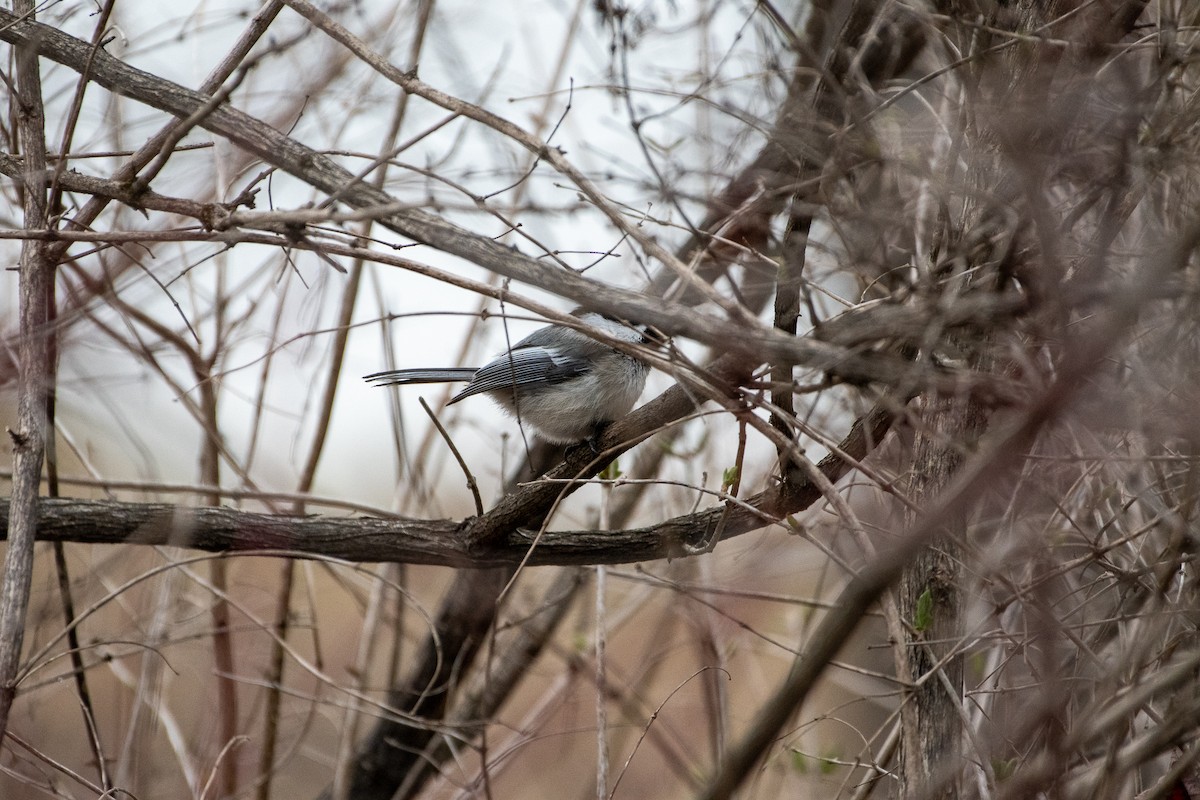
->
[0, 398, 896, 568]
[0, 0, 52, 741]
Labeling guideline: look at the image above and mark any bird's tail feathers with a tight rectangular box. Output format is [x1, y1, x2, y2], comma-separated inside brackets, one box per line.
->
[364, 367, 477, 386]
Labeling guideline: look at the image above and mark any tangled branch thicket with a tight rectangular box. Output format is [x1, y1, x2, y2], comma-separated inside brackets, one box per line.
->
[2, 1, 1199, 798]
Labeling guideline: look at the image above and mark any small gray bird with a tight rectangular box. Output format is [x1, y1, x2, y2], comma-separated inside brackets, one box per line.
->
[365, 310, 651, 444]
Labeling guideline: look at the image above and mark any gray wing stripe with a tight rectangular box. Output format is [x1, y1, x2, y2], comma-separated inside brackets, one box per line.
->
[449, 348, 587, 402]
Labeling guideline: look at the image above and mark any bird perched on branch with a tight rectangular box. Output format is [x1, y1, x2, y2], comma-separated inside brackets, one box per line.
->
[365, 309, 652, 444]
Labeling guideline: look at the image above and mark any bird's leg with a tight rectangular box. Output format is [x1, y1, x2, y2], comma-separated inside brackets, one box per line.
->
[585, 420, 614, 454]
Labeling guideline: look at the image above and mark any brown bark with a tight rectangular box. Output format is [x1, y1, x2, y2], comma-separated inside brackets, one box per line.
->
[0, 0, 51, 741]
[899, 397, 985, 799]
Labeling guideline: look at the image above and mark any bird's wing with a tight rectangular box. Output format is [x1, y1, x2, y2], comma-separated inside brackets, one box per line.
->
[449, 347, 588, 403]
